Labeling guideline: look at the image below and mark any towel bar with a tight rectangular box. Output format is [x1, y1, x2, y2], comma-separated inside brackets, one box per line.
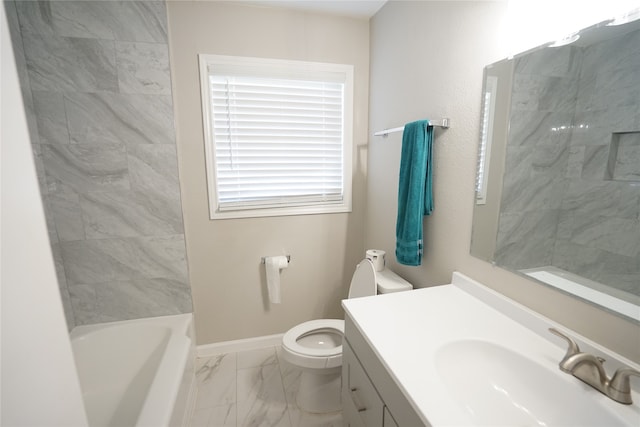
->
[374, 118, 450, 137]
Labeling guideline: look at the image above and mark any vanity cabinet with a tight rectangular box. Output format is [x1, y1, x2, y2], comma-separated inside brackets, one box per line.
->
[342, 315, 426, 427]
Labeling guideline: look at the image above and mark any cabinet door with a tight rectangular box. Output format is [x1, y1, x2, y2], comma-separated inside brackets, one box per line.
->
[342, 341, 384, 427]
[383, 407, 399, 427]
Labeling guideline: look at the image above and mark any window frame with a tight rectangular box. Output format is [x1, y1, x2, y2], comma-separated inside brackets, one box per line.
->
[198, 54, 354, 220]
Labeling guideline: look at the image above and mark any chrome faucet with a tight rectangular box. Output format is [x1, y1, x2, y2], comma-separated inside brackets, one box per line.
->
[549, 328, 640, 404]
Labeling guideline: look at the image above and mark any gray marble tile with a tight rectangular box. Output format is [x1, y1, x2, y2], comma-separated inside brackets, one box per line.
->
[50, 191, 86, 242]
[16, 1, 168, 43]
[531, 143, 569, 178]
[515, 44, 581, 78]
[112, 1, 168, 43]
[561, 180, 639, 220]
[65, 92, 175, 145]
[237, 364, 290, 427]
[581, 144, 609, 180]
[500, 166, 566, 213]
[507, 110, 573, 147]
[590, 68, 640, 112]
[41, 142, 130, 194]
[511, 74, 578, 113]
[580, 28, 640, 81]
[22, 32, 117, 93]
[566, 146, 585, 179]
[567, 214, 640, 258]
[40, 195, 59, 245]
[116, 41, 171, 95]
[196, 354, 237, 409]
[31, 143, 49, 196]
[14, 0, 56, 37]
[51, 243, 76, 330]
[595, 253, 640, 297]
[79, 190, 184, 239]
[70, 278, 192, 324]
[127, 144, 181, 198]
[6, 1, 40, 141]
[552, 240, 640, 298]
[60, 235, 188, 285]
[610, 132, 640, 181]
[68, 283, 98, 325]
[32, 91, 69, 145]
[49, 0, 115, 40]
[570, 107, 638, 146]
[495, 210, 559, 269]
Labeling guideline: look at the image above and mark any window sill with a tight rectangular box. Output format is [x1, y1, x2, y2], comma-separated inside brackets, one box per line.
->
[210, 204, 352, 220]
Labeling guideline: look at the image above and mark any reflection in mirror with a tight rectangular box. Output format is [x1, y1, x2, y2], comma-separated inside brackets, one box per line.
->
[471, 12, 640, 322]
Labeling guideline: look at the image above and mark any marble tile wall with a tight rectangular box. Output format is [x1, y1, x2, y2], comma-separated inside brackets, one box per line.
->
[496, 28, 640, 296]
[7, 0, 192, 327]
[554, 28, 640, 296]
[495, 45, 580, 269]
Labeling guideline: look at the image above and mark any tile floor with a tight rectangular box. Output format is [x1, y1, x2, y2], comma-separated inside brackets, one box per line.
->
[191, 346, 343, 427]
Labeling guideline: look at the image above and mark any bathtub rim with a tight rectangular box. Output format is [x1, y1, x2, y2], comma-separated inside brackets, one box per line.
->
[70, 313, 195, 427]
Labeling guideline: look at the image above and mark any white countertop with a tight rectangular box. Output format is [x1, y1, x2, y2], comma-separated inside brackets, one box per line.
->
[342, 272, 640, 426]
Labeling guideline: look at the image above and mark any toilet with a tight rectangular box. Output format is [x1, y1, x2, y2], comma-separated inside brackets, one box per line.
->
[281, 258, 412, 413]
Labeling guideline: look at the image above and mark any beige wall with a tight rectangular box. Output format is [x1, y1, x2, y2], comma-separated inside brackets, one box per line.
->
[167, 1, 369, 344]
[367, 1, 639, 362]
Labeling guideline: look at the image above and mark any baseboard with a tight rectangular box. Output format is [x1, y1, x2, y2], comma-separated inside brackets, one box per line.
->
[196, 333, 285, 357]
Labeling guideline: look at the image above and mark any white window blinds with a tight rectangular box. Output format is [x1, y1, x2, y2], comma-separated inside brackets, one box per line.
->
[476, 75, 497, 205]
[199, 55, 353, 219]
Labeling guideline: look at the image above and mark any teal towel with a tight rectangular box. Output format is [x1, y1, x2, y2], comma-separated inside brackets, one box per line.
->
[396, 120, 434, 266]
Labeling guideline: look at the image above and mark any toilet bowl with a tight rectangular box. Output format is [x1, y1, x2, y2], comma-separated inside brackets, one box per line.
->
[281, 258, 412, 413]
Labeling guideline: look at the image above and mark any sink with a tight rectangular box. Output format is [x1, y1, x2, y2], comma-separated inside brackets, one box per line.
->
[435, 340, 628, 426]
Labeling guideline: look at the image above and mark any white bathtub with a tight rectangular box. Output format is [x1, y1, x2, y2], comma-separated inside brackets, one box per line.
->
[521, 266, 640, 321]
[70, 314, 196, 427]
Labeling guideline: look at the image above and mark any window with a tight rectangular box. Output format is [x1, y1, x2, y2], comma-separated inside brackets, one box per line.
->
[199, 54, 354, 219]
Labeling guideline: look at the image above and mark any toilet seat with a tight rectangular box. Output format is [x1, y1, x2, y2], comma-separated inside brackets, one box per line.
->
[282, 319, 344, 369]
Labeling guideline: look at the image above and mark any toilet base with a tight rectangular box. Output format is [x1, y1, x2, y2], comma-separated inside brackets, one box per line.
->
[296, 368, 342, 414]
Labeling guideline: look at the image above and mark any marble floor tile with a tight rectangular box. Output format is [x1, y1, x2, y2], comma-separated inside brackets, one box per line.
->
[191, 345, 342, 427]
[237, 363, 290, 427]
[196, 353, 238, 410]
[237, 347, 278, 369]
[193, 404, 237, 427]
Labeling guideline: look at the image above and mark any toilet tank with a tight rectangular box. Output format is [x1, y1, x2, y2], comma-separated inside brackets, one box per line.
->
[376, 269, 413, 294]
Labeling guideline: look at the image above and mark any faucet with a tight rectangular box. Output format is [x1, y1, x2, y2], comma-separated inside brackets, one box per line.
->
[549, 328, 640, 404]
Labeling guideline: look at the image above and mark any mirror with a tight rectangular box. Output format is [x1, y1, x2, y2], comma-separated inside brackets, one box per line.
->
[471, 12, 640, 322]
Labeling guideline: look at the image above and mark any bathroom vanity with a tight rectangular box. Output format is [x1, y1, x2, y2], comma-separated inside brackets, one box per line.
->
[341, 272, 640, 427]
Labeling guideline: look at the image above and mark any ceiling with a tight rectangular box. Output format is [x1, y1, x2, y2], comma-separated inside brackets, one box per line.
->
[227, 0, 389, 19]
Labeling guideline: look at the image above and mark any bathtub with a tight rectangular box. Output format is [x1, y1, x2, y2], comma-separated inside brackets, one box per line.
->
[521, 266, 640, 321]
[70, 314, 196, 427]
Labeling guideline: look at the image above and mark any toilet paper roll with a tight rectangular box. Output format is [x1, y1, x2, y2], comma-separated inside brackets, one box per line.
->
[365, 249, 386, 272]
[265, 255, 289, 304]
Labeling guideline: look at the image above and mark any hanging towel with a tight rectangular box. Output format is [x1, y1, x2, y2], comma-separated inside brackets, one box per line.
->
[396, 120, 434, 266]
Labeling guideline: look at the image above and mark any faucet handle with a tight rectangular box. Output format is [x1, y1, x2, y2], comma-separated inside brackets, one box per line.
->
[549, 328, 581, 360]
[608, 368, 640, 404]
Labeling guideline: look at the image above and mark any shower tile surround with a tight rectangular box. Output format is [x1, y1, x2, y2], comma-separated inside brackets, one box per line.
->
[6, 0, 191, 327]
[193, 346, 343, 427]
[496, 28, 640, 296]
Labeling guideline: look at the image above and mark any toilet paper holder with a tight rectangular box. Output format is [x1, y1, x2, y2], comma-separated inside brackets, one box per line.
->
[261, 255, 291, 264]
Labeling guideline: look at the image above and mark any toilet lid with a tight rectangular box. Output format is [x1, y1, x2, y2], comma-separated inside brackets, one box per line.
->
[348, 259, 377, 299]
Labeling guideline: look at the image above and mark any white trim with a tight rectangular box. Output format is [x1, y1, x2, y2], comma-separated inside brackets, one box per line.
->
[197, 333, 285, 357]
[198, 54, 354, 220]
